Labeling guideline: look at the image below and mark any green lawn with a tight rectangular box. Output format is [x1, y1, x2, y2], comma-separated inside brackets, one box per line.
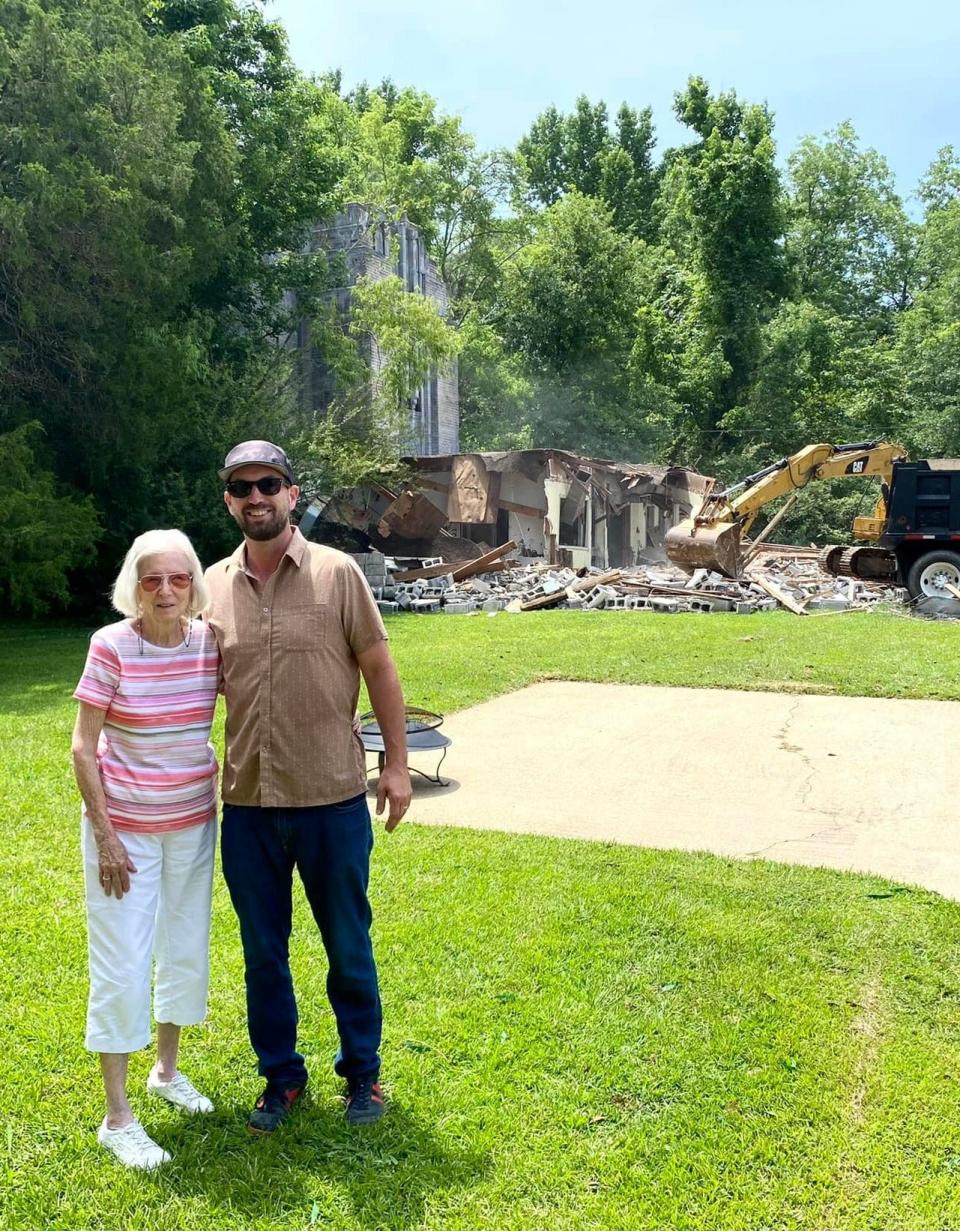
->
[379, 606, 960, 710]
[4, 614, 960, 1230]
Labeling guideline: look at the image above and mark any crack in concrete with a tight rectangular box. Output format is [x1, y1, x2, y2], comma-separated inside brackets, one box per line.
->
[744, 824, 846, 859]
[742, 701, 850, 858]
[774, 696, 843, 818]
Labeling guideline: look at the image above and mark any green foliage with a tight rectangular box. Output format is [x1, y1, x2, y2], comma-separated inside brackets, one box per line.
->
[721, 302, 894, 460]
[497, 193, 664, 456]
[500, 193, 637, 368]
[892, 148, 960, 456]
[515, 103, 566, 206]
[336, 80, 508, 317]
[291, 416, 414, 498]
[350, 274, 461, 430]
[515, 95, 658, 237]
[710, 126, 917, 478]
[0, 424, 100, 613]
[0, 0, 344, 600]
[460, 76, 953, 488]
[629, 243, 731, 465]
[785, 124, 915, 323]
[457, 318, 535, 452]
[658, 78, 786, 435]
[291, 276, 460, 493]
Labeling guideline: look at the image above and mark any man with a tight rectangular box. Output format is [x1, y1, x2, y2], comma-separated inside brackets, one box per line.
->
[205, 440, 412, 1133]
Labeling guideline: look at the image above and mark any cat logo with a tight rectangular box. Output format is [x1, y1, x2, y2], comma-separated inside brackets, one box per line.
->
[847, 458, 867, 474]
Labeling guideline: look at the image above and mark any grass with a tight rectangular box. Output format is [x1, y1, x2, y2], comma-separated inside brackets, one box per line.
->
[378, 606, 960, 712]
[4, 613, 960, 1229]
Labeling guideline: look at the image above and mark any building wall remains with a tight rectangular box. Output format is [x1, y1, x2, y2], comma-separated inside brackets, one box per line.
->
[301, 204, 459, 456]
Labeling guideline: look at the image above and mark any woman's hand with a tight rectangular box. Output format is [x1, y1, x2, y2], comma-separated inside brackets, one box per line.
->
[96, 833, 137, 899]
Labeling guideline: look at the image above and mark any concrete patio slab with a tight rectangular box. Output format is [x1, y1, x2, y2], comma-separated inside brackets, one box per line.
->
[378, 682, 960, 900]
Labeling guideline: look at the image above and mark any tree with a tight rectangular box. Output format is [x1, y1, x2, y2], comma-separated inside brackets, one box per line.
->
[563, 95, 609, 198]
[720, 302, 904, 465]
[350, 275, 461, 431]
[457, 318, 535, 452]
[628, 245, 728, 465]
[785, 123, 916, 325]
[668, 78, 786, 397]
[515, 97, 658, 237]
[713, 125, 917, 482]
[0, 424, 101, 614]
[647, 77, 786, 457]
[335, 81, 508, 320]
[0, 0, 345, 604]
[501, 194, 635, 366]
[893, 148, 960, 455]
[514, 104, 567, 207]
[496, 193, 660, 456]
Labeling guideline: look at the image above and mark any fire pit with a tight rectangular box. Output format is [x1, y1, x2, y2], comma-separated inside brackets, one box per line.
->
[359, 706, 451, 786]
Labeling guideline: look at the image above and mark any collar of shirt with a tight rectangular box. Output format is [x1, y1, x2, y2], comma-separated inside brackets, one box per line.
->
[228, 527, 308, 580]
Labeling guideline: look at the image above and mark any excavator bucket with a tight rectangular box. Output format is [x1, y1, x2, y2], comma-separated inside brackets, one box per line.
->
[664, 519, 743, 578]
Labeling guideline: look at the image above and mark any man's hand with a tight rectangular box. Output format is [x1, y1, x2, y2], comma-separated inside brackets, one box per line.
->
[376, 763, 412, 832]
[357, 639, 411, 832]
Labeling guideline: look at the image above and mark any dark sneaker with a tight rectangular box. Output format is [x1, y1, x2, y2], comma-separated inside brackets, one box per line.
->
[345, 1075, 385, 1125]
[247, 1082, 306, 1135]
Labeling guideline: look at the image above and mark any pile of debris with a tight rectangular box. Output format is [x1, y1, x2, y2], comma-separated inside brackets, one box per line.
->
[353, 542, 908, 616]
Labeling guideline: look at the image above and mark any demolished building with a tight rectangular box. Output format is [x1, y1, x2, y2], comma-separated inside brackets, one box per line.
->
[304, 449, 713, 570]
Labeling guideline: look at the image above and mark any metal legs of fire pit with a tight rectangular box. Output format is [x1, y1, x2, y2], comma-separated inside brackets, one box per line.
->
[374, 745, 449, 787]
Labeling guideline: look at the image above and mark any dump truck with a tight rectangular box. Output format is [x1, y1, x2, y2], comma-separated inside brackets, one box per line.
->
[664, 441, 960, 603]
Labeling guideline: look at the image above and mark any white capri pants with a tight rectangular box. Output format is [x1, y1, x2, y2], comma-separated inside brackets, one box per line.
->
[82, 818, 216, 1053]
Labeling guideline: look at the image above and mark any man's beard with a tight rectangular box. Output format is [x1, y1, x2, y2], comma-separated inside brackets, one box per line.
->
[234, 505, 289, 541]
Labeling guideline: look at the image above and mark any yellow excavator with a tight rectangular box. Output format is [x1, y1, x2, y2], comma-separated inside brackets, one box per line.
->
[664, 441, 909, 579]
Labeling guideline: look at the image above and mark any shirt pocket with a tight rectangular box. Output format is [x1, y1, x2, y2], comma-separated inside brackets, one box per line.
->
[277, 604, 330, 651]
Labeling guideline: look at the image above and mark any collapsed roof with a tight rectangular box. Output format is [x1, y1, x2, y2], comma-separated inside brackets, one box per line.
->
[305, 448, 712, 570]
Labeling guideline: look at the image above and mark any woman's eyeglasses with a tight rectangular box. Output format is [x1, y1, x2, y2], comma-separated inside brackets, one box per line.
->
[225, 476, 289, 498]
[138, 573, 192, 592]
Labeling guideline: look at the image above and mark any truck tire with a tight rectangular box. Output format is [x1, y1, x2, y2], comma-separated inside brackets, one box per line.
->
[906, 550, 960, 601]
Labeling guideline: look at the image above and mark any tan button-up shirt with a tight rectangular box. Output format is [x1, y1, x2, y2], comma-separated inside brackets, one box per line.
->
[205, 530, 387, 807]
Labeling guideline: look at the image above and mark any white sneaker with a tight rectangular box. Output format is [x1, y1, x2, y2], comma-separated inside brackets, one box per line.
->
[147, 1070, 214, 1115]
[97, 1118, 171, 1170]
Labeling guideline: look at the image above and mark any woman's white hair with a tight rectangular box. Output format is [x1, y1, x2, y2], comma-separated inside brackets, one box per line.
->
[111, 529, 209, 618]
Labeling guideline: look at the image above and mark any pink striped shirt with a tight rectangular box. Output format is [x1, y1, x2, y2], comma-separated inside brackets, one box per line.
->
[73, 620, 220, 833]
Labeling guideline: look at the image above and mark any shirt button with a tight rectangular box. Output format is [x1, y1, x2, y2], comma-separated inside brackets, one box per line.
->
[262, 607, 269, 614]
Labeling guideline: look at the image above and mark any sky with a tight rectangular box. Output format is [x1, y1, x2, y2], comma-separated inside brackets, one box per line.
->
[264, 0, 959, 203]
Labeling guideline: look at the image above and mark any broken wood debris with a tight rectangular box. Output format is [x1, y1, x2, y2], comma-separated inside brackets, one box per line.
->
[350, 544, 910, 617]
[450, 541, 519, 582]
[392, 540, 518, 582]
[743, 571, 808, 615]
[392, 560, 467, 582]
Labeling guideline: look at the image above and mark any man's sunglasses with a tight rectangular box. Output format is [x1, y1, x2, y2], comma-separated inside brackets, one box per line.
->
[138, 573, 192, 592]
[225, 476, 290, 498]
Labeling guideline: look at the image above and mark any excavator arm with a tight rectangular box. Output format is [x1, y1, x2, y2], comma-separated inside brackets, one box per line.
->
[665, 441, 908, 578]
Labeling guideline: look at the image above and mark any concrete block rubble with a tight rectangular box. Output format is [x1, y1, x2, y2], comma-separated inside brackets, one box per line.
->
[352, 543, 908, 616]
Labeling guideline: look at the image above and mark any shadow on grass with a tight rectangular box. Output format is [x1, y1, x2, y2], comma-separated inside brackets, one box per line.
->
[162, 1096, 488, 1228]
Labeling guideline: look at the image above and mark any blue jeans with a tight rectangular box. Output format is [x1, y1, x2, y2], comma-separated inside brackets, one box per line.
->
[221, 796, 381, 1087]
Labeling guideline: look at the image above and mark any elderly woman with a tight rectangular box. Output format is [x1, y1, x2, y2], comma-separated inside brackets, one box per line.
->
[71, 529, 220, 1170]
